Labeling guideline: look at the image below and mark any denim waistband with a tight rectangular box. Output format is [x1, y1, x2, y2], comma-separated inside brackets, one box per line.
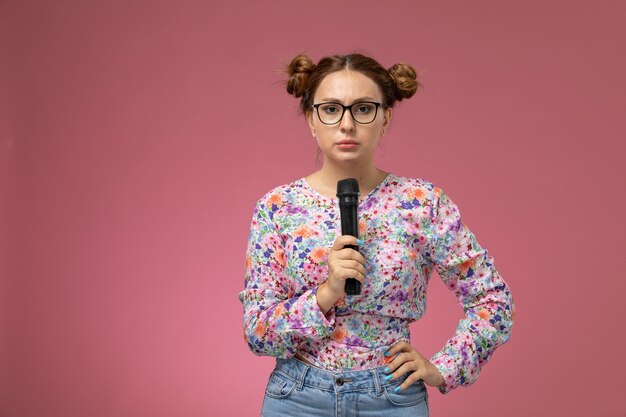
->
[272, 356, 419, 394]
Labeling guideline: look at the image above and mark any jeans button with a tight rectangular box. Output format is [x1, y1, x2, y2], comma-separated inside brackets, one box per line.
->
[336, 377, 344, 386]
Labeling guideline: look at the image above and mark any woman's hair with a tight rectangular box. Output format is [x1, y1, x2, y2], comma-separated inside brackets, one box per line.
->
[285, 53, 421, 113]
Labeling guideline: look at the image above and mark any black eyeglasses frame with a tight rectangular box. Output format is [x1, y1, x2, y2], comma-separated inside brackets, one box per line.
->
[311, 101, 382, 125]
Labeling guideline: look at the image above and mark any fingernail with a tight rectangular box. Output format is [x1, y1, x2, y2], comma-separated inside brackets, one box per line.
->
[384, 350, 391, 356]
[384, 374, 393, 380]
[394, 385, 403, 392]
[384, 367, 390, 373]
[356, 239, 364, 245]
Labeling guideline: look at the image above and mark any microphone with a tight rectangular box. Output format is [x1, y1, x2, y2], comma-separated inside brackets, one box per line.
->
[336, 178, 361, 295]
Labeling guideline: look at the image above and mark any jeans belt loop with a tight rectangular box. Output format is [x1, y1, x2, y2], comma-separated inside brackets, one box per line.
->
[371, 368, 382, 395]
[296, 360, 309, 391]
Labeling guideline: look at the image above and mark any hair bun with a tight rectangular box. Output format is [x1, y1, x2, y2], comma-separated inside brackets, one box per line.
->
[388, 63, 421, 100]
[286, 54, 316, 98]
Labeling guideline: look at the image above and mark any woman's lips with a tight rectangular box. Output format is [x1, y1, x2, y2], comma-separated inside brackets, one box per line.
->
[337, 143, 358, 149]
[337, 140, 358, 149]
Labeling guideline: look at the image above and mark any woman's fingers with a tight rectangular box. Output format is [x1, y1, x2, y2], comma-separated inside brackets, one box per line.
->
[382, 343, 445, 390]
[328, 236, 366, 280]
[330, 258, 365, 280]
[339, 259, 366, 278]
[333, 247, 366, 267]
[384, 340, 411, 358]
[384, 360, 423, 393]
[325, 235, 367, 296]
[394, 370, 424, 392]
[330, 235, 361, 252]
[382, 342, 427, 391]
[385, 358, 418, 381]
[384, 351, 412, 374]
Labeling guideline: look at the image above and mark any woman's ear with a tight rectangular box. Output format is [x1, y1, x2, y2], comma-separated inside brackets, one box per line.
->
[306, 111, 316, 138]
[382, 108, 392, 135]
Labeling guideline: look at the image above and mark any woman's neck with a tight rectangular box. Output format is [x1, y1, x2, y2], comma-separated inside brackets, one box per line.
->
[306, 165, 389, 198]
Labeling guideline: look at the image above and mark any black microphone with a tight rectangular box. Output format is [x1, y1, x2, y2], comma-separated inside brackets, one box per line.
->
[336, 178, 361, 295]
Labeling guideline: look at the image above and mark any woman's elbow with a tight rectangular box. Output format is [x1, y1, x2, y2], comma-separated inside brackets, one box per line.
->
[242, 327, 297, 359]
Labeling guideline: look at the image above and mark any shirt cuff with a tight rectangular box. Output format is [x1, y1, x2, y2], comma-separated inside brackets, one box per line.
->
[302, 287, 335, 337]
[430, 350, 459, 395]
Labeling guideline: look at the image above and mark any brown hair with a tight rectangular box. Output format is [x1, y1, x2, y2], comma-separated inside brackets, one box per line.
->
[286, 53, 421, 113]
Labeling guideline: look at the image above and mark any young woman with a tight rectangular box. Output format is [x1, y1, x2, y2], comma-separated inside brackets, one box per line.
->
[238, 53, 515, 416]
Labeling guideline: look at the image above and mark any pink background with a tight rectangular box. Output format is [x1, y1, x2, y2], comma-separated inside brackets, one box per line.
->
[2, 1, 625, 416]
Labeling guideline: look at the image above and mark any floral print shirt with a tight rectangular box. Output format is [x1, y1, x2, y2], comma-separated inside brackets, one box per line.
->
[238, 173, 515, 394]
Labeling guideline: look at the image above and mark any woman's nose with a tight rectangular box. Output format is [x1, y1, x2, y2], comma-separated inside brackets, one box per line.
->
[339, 110, 356, 132]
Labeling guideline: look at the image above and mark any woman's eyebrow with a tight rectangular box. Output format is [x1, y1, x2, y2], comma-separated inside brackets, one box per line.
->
[319, 96, 377, 103]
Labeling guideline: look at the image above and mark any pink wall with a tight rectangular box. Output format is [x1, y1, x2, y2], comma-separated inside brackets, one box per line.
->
[2, 1, 625, 416]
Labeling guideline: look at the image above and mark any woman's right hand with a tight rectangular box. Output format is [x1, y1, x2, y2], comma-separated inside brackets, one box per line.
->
[324, 235, 367, 299]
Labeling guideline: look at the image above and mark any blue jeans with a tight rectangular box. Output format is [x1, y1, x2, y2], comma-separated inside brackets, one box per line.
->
[261, 356, 429, 417]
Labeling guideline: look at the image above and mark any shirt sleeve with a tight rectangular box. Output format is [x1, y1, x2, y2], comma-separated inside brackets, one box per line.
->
[238, 198, 336, 358]
[427, 187, 515, 394]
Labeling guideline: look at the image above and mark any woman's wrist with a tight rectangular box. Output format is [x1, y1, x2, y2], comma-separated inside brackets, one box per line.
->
[428, 361, 446, 387]
[316, 281, 341, 315]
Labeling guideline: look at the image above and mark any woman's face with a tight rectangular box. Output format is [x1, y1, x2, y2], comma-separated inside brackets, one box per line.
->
[306, 70, 391, 166]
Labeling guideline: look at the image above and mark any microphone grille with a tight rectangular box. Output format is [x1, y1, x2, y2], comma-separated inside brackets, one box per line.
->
[336, 178, 360, 197]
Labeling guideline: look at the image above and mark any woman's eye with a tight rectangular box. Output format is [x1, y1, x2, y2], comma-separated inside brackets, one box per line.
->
[322, 105, 340, 114]
[355, 104, 373, 114]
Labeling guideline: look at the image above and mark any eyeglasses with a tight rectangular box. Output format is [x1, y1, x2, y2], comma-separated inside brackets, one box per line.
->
[312, 101, 382, 125]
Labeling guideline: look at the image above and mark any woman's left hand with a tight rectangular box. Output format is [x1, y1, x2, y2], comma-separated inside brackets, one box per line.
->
[383, 341, 445, 390]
